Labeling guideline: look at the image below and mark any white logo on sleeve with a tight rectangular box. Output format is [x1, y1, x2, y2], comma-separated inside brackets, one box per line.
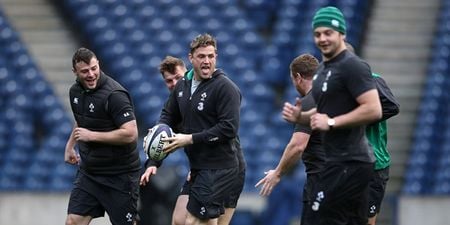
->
[123, 112, 130, 118]
[73, 97, 78, 104]
[208, 137, 219, 142]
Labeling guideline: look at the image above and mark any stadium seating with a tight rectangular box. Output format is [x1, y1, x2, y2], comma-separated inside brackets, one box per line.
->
[403, 0, 450, 195]
[0, 9, 73, 191]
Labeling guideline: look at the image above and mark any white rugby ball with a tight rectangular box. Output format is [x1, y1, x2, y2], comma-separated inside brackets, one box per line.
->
[143, 123, 173, 161]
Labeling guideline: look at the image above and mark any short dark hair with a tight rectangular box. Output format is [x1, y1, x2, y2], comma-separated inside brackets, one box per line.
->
[189, 33, 217, 55]
[159, 56, 185, 77]
[72, 47, 97, 70]
[290, 54, 319, 79]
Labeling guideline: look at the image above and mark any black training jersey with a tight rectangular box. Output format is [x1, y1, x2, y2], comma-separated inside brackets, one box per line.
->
[160, 69, 241, 169]
[294, 91, 325, 174]
[311, 50, 375, 163]
[69, 73, 140, 174]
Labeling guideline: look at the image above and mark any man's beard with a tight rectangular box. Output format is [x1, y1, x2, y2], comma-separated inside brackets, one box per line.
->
[322, 48, 337, 59]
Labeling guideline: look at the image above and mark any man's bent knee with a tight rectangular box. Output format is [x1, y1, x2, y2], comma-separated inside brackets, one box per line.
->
[65, 214, 91, 225]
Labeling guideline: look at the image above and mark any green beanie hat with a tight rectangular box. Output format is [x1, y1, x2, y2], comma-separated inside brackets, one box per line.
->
[312, 6, 346, 34]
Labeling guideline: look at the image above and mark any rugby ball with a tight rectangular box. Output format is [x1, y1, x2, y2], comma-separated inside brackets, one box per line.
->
[143, 123, 173, 161]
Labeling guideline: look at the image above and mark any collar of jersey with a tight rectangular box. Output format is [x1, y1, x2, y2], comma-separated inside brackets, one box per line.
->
[186, 69, 194, 80]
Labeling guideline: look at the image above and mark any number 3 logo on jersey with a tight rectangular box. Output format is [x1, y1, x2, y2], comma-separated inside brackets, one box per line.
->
[197, 102, 204, 111]
[321, 70, 332, 92]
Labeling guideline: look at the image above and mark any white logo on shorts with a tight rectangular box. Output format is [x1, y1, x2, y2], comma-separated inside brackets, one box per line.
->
[200, 206, 206, 215]
[125, 213, 132, 222]
[370, 205, 376, 214]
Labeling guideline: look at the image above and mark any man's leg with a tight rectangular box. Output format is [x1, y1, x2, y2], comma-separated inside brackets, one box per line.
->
[172, 194, 189, 225]
[186, 168, 237, 225]
[367, 167, 389, 225]
[65, 214, 93, 225]
[186, 211, 217, 225]
[216, 208, 236, 225]
[368, 215, 377, 225]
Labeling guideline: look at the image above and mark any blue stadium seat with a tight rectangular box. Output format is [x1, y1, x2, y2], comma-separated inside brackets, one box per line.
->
[173, 17, 194, 34]
[5, 149, 31, 166]
[136, 5, 158, 20]
[432, 181, 450, 195]
[92, 28, 121, 50]
[54, 163, 76, 181]
[166, 5, 185, 20]
[274, 18, 296, 35]
[49, 176, 74, 191]
[2, 161, 27, 182]
[231, 210, 257, 225]
[0, 174, 22, 191]
[0, 27, 18, 45]
[403, 180, 424, 195]
[85, 16, 110, 37]
[135, 42, 156, 60]
[241, 108, 265, 125]
[74, 2, 103, 24]
[36, 149, 61, 166]
[145, 17, 168, 32]
[119, 67, 144, 88]
[166, 42, 184, 56]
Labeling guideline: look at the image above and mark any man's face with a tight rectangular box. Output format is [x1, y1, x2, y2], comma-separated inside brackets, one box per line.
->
[313, 27, 345, 59]
[163, 65, 186, 91]
[189, 45, 217, 81]
[73, 57, 100, 90]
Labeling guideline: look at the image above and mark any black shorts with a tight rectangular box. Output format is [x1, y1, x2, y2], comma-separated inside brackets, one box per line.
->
[180, 178, 190, 195]
[368, 166, 389, 217]
[180, 168, 245, 209]
[303, 162, 374, 225]
[301, 172, 320, 224]
[68, 170, 140, 225]
[224, 167, 245, 208]
[186, 167, 238, 219]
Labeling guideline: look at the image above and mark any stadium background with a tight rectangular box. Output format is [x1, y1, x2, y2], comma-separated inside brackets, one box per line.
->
[0, 0, 449, 224]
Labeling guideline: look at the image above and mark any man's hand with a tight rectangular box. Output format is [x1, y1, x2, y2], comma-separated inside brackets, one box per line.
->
[64, 148, 80, 165]
[310, 113, 331, 131]
[73, 127, 92, 142]
[140, 166, 157, 186]
[255, 170, 281, 196]
[282, 98, 302, 123]
[161, 133, 193, 154]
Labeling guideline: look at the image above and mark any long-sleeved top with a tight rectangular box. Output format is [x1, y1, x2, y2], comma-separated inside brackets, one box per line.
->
[159, 69, 242, 169]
